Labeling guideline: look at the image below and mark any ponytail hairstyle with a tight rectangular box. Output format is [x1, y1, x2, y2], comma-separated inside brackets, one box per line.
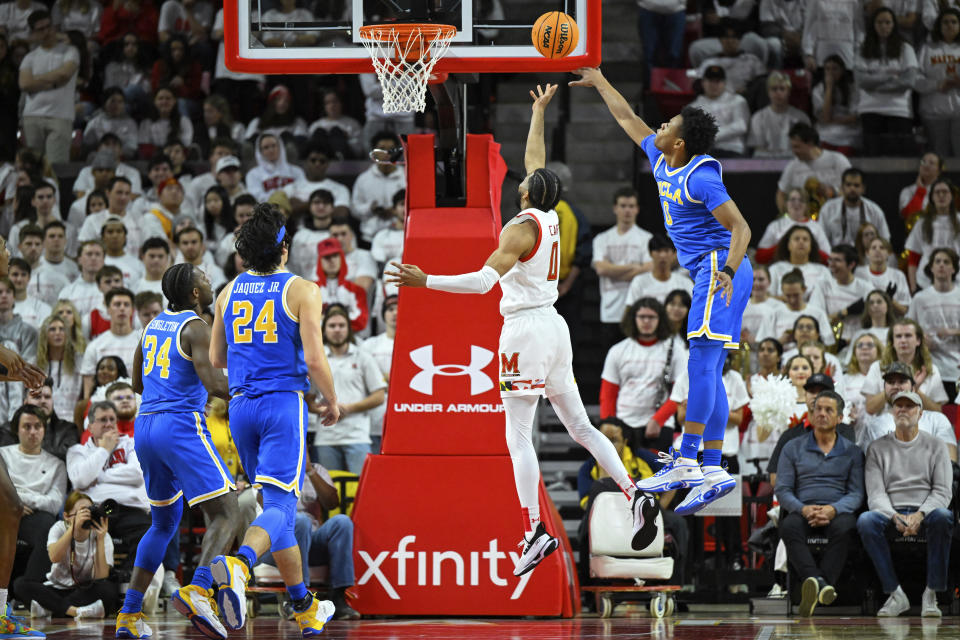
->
[524, 168, 563, 212]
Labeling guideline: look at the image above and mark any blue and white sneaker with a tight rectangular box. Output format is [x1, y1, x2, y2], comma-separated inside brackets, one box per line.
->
[636, 448, 704, 493]
[674, 465, 737, 515]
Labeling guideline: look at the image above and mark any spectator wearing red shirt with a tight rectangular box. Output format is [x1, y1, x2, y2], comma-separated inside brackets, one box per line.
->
[315, 238, 369, 334]
[98, 0, 159, 46]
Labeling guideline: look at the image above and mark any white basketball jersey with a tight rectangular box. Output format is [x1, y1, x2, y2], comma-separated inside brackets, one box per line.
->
[499, 208, 560, 317]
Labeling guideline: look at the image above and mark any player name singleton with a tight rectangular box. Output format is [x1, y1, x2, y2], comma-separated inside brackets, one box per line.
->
[393, 403, 505, 413]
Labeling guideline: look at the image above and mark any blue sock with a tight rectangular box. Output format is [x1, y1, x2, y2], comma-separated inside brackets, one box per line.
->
[192, 566, 213, 590]
[237, 545, 258, 570]
[121, 588, 144, 614]
[702, 448, 722, 468]
[679, 433, 702, 460]
[287, 581, 308, 602]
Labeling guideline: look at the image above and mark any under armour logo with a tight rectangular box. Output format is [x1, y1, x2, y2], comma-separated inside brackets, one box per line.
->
[409, 345, 494, 396]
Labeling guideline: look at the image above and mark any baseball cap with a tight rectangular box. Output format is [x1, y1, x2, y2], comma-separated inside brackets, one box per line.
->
[882, 361, 915, 383]
[703, 65, 726, 81]
[91, 149, 117, 170]
[892, 391, 922, 406]
[803, 373, 834, 392]
[216, 155, 241, 174]
[317, 238, 342, 258]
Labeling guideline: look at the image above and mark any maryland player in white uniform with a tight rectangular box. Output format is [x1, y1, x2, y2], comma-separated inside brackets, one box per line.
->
[387, 85, 654, 577]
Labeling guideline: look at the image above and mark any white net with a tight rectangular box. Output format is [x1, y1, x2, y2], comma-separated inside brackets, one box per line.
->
[359, 25, 455, 113]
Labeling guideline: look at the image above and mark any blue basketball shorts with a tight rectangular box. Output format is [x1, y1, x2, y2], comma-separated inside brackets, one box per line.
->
[229, 391, 307, 497]
[686, 249, 753, 348]
[136, 411, 236, 507]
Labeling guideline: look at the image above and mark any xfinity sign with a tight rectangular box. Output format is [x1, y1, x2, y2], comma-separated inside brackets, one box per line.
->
[358, 536, 533, 600]
[408, 345, 494, 395]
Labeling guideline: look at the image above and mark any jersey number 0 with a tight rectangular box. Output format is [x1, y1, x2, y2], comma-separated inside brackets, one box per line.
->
[547, 241, 559, 281]
[232, 300, 278, 344]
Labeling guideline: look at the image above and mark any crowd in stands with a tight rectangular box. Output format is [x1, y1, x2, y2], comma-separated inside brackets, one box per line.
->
[0, 0, 958, 622]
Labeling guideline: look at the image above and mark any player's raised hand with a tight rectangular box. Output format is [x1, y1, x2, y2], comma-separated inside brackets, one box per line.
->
[0, 345, 46, 389]
[529, 83, 557, 111]
[385, 262, 428, 288]
[713, 271, 735, 306]
[568, 67, 604, 88]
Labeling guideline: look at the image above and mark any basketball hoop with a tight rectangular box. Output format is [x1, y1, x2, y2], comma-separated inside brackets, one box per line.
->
[358, 23, 457, 113]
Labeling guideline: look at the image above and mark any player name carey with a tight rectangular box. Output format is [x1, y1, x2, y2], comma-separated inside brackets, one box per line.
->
[393, 403, 505, 414]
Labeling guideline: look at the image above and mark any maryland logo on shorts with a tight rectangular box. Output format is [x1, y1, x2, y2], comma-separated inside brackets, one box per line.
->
[500, 352, 520, 378]
[499, 379, 546, 392]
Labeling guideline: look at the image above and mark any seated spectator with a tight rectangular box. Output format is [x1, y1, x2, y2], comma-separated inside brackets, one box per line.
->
[741, 354, 813, 470]
[663, 289, 691, 340]
[66, 401, 151, 576]
[767, 226, 831, 296]
[749, 73, 811, 158]
[819, 170, 890, 247]
[196, 185, 234, 248]
[328, 218, 377, 293]
[13, 490, 116, 619]
[97, 0, 157, 46]
[855, 239, 911, 315]
[802, 0, 863, 72]
[775, 390, 863, 617]
[82, 89, 138, 159]
[748, 337, 783, 397]
[79, 288, 138, 399]
[695, 21, 767, 95]
[0, 405, 67, 584]
[899, 152, 943, 227]
[163, 140, 192, 182]
[20, 377, 79, 460]
[776, 124, 851, 213]
[214, 194, 254, 266]
[214, 155, 248, 206]
[127, 156, 178, 222]
[261, 457, 359, 619]
[7, 258, 51, 329]
[793, 340, 844, 387]
[308, 90, 364, 160]
[283, 144, 351, 216]
[600, 298, 688, 452]
[185, 138, 237, 209]
[905, 177, 960, 292]
[855, 8, 920, 157]
[289, 190, 333, 279]
[351, 131, 407, 225]
[71, 135, 143, 204]
[100, 221, 140, 287]
[624, 234, 692, 308]
[857, 391, 953, 617]
[811, 55, 860, 154]
[134, 292, 162, 329]
[138, 86, 193, 159]
[101, 33, 152, 119]
[0, 278, 38, 419]
[858, 290, 898, 348]
[245, 133, 306, 202]
[15, 226, 43, 275]
[244, 84, 308, 147]
[157, 0, 214, 62]
[145, 177, 191, 241]
[360, 295, 396, 453]
[688, 65, 750, 157]
[10, 183, 73, 258]
[174, 227, 225, 288]
[906, 247, 960, 400]
[130, 237, 171, 304]
[151, 34, 203, 120]
[81, 178, 167, 258]
[808, 244, 872, 345]
[68, 151, 120, 229]
[916, 9, 960, 158]
[34, 221, 78, 293]
[756, 189, 831, 264]
[85, 265, 123, 340]
[315, 239, 369, 334]
[369, 190, 405, 267]
[742, 265, 787, 347]
[757, 272, 833, 351]
[862, 321, 949, 414]
[857, 362, 957, 459]
[196, 106, 243, 174]
[51, 0, 102, 39]
[74, 355, 127, 426]
[310, 305, 385, 474]
[839, 332, 883, 422]
[37, 310, 85, 428]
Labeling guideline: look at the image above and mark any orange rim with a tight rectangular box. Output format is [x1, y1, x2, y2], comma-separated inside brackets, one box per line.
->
[359, 23, 457, 62]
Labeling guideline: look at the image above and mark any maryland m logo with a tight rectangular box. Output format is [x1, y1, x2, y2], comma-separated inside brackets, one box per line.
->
[500, 352, 519, 377]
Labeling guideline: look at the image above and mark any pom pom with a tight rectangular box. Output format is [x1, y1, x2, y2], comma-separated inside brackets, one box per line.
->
[749, 375, 801, 433]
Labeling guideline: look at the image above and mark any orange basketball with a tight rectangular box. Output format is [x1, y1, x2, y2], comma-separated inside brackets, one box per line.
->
[532, 11, 579, 59]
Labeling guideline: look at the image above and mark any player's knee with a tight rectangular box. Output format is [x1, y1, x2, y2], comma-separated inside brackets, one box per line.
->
[151, 503, 182, 536]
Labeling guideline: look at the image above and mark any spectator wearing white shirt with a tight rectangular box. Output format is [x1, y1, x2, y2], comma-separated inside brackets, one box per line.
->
[854, 238, 910, 315]
[688, 65, 750, 156]
[58, 240, 105, 319]
[307, 90, 364, 160]
[802, 0, 863, 70]
[808, 245, 873, 344]
[173, 227, 225, 289]
[839, 332, 882, 425]
[100, 217, 144, 285]
[755, 188, 831, 265]
[68, 151, 121, 229]
[757, 269, 835, 350]
[213, 155, 248, 207]
[818, 169, 890, 246]
[259, 0, 317, 45]
[359, 74, 415, 151]
[776, 123, 851, 212]
[138, 87, 193, 157]
[351, 131, 406, 225]
[923, 0, 960, 31]
[15, 225, 44, 273]
[143, 177, 192, 243]
[185, 137, 236, 210]
[7, 258, 50, 330]
[907, 247, 960, 399]
[862, 320, 949, 414]
[209, 7, 265, 124]
[82, 89, 137, 159]
[245, 132, 306, 202]
[742, 263, 787, 347]
[81, 178, 168, 257]
[31, 224, 74, 306]
[370, 190, 405, 266]
[78, 288, 138, 399]
[778, 315, 843, 375]
[287, 189, 332, 279]
[130, 238, 171, 306]
[855, 290, 897, 352]
[284, 144, 351, 215]
[748, 72, 811, 158]
[624, 234, 693, 307]
[360, 294, 396, 453]
[156, 0, 215, 64]
[905, 177, 960, 292]
[767, 225, 831, 296]
[592, 188, 653, 351]
[70, 135, 142, 204]
[812, 55, 860, 154]
[899, 152, 942, 226]
[915, 9, 960, 157]
[18, 10, 78, 164]
[696, 22, 767, 95]
[51, 0, 101, 38]
[855, 8, 920, 156]
[758, 0, 804, 69]
[0, 0, 45, 41]
[10, 183, 76, 260]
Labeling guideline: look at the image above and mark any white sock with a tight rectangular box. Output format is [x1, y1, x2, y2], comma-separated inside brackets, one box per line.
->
[503, 395, 543, 539]
[0, 588, 7, 614]
[522, 506, 541, 538]
[703, 465, 724, 472]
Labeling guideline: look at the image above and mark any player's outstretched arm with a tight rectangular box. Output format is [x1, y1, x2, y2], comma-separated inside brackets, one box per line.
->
[209, 287, 230, 369]
[525, 83, 557, 174]
[0, 345, 45, 389]
[183, 320, 230, 400]
[710, 200, 752, 304]
[293, 279, 340, 426]
[569, 67, 654, 145]
[385, 220, 539, 293]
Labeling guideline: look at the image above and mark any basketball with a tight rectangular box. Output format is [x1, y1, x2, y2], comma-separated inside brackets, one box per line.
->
[531, 11, 579, 59]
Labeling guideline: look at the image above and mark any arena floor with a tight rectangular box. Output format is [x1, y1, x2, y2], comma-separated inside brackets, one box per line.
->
[22, 612, 957, 639]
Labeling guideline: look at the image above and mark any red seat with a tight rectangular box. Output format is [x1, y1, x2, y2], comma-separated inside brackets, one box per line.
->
[649, 68, 696, 120]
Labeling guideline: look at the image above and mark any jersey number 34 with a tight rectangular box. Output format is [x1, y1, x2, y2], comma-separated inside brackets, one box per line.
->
[143, 335, 171, 379]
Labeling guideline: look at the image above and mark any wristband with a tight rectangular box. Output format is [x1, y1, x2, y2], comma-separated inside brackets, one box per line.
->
[721, 265, 735, 279]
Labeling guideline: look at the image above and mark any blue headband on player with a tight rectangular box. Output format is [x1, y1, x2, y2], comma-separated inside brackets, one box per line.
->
[275, 227, 286, 246]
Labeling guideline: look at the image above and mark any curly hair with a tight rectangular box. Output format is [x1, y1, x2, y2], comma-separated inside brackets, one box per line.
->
[620, 297, 673, 342]
[161, 263, 199, 312]
[235, 203, 288, 273]
[679, 106, 719, 156]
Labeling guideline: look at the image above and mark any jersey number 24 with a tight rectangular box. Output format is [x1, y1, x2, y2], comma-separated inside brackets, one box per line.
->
[232, 300, 278, 344]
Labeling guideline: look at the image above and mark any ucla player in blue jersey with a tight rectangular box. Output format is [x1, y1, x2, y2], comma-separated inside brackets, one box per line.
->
[209, 204, 340, 637]
[572, 67, 753, 514]
[115, 263, 242, 640]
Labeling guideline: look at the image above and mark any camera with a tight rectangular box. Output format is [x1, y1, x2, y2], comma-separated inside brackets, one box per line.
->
[81, 499, 118, 529]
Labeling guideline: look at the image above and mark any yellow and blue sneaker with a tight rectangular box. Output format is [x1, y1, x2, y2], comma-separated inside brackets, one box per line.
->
[172, 585, 227, 640]
[115, 611, 152, 639]
[210, 555, 249, 631]
[294, 596, 335, 637]
[0, 607, 45, 638]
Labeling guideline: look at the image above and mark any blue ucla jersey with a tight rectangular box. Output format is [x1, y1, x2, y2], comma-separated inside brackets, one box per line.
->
[139, 310, 207, 414]
[641, 134, 733, 270]
[222, 270, 308, 397]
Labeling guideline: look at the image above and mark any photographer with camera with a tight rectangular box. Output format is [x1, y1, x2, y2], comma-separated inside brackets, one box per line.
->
[67, 401, 151, 576]
[0, 405, 67, 588]
[13, 491, 118, 619]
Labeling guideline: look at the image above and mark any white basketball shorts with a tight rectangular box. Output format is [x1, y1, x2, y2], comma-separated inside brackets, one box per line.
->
[498, 307, 577, 398]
